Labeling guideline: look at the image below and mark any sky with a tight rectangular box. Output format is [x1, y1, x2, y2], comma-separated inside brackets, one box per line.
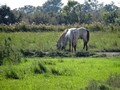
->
[0, 0, 120, 10]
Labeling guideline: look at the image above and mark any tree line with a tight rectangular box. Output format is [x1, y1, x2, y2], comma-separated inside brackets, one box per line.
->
[0, 0, 120, 25]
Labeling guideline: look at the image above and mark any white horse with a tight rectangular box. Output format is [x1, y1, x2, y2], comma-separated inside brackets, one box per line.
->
[62, 28, 77, 52]
[56, 29, 68, 50]
[63, 27, 89, 52]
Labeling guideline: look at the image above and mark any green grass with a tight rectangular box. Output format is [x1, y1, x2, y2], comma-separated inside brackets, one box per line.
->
[0, 31, 120, 53]
[0, 56, 120, 90]
[89, 31, 120, 51]
[0, 32, 59, 51]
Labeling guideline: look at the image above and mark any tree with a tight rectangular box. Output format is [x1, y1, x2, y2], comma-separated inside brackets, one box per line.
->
[61, 0, 81, 24]
[0, 5, 21, 24]
[102, 2, 119, 24]
[18, 5, 36, 14]
[41, 0, 63, 13]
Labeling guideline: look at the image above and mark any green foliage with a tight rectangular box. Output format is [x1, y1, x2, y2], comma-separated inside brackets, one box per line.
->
[33, 62, 47, 74]
[0, 23, 120, 32]
[21, 49, 45, 57]
[51, 67, 72, 76]
[47, 50, 73, 57]
[0, 24, 67, 32]
[81, 80, 109, 90]
[4, 66, 24, 79]
[107, 74, 120, 88]
[75, 51, 95, 57]
[81, 74, 120, 90]
[51, 67, 62, 75]
[0, 5, 21, 24]
[42, 0, 63, 13]
[5, 68, 20, 79]
[0, 37, 22, 65]
[1, 0, 120, 25]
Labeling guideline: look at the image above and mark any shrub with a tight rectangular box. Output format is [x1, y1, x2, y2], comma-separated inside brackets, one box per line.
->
[0, 37, 22, 65]
[4, 66, 24, 79]
[81, 74, 120, 90]
[51, 67, 72, 76]
[107, 74, 120, 88]
[5, 69, 19, 79]
[21, 49, 45, 57]
[33, 62, 47, 74]
[51, 67, 62, 75]
[81, 80, 109, 90]
[0, 23, 120, 32]
[47, 50, 73, 57]
[75, 51, 95, 57]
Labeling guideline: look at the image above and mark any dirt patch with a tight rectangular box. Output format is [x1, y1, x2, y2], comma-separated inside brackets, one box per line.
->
[96, 52, 120, 57]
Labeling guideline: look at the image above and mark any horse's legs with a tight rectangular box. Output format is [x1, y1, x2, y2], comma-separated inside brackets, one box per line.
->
[83, 42, 86, 49]
[72, 40, 77, 52]
[83, 37, 88, 51]
[69, 41, 72, 51]
[83, 41, 88, 51]
[73, 45, 76, 52]
[71, 42, 74, 52]
[85, 42, 88, 51]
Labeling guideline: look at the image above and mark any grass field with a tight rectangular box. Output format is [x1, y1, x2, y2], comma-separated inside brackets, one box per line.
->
[0, 29, 120, 90]
[0, 31, 120, 53]
[0, 56, 120, 90]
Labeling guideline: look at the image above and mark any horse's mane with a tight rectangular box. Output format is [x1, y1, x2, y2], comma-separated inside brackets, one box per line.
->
[57, 29, 68, 44]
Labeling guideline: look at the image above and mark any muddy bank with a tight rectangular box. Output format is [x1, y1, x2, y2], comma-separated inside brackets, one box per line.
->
[96, 52, 120, 57]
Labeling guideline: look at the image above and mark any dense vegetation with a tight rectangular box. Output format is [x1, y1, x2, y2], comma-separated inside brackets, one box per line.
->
[0, 22, 120, 32]
[0, 0, 120, 25]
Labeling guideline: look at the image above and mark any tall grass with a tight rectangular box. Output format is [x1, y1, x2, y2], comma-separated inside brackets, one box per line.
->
[89, 31, 120, 52]
[0, 23, 120, 32]
[0, 31, 120, 54]
[0, 32, 59, 51]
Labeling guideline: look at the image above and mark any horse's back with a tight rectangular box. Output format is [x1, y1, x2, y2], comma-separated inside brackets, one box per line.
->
[77, 27, 89, 42]
[78, 27, 87, 33]
[65, 28, 76, 38]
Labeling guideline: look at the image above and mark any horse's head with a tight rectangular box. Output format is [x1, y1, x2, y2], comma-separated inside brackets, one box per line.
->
[56, 42, 61, 50]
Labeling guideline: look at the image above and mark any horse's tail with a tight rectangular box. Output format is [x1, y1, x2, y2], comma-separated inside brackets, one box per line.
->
[87, 30, 89, 42]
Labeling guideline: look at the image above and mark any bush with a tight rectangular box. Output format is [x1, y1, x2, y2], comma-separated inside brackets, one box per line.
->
[47, 50, 73, 57]
[81, 74, 120, 90]
[21, 49, 45, 57]
[5, 69, 19, 79]
[33, 62, 47, 74]
[75, 51, 95, 57]
[0, 37, 22, 65]
[4, 66, 24, 79]
[107, 74, 120, 88]
[51, 67, 62, 75]
[0, 23, 119, 32]
[51, 67, 73, 76]
[82, 80, 109, 90]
